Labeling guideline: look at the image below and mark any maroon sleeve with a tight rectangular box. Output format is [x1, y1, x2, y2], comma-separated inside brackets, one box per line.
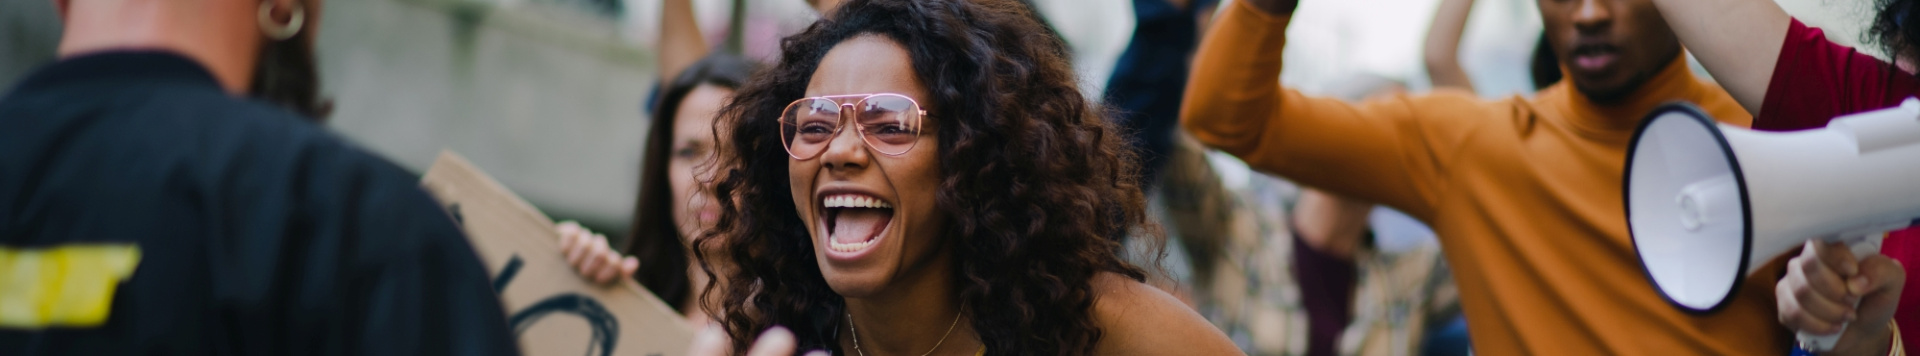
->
[1755, 19, 1920, 131]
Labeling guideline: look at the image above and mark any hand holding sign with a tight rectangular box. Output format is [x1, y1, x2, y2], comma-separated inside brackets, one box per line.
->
[557, 221, 640, 285]
[420, 151, 694, 356]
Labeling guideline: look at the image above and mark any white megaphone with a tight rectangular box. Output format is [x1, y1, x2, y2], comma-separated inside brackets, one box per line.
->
[1626, 98, 1920, 352]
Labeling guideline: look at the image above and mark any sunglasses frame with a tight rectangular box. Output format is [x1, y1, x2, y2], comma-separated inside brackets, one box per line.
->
[778, 93, 929, 161]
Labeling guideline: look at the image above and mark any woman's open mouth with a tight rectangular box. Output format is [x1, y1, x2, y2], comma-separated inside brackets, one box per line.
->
[822, 193, 894, 253]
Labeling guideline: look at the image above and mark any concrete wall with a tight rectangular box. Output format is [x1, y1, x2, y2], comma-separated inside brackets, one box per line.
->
[317, 0, 656, 233]
[0, 0, 59, 87]
[0, 0, 657, 234]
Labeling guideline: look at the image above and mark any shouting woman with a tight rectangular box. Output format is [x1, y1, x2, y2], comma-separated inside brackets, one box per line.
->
[698, 0, 1243, 354]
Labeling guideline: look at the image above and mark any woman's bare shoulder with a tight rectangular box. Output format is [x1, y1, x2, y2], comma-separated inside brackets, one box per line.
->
[1089, 272, 1245, 356]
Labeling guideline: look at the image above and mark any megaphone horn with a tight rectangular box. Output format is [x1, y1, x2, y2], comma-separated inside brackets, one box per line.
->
[1626, 98, 1920, 352]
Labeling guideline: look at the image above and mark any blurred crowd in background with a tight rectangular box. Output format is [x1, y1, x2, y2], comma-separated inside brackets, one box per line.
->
[0, 0, 1899, 354]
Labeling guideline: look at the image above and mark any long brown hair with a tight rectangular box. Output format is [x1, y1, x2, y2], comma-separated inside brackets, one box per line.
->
[625, 54, 757, 313]
[698, 0, 1161, 353]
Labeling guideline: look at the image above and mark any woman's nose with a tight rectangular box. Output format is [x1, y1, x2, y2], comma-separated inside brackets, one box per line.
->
[818, 109, 871, 169]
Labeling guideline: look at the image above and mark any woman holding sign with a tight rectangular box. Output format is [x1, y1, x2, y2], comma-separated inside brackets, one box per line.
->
[558, 53, 758, 330]
[555, 0, 761, 331]
[697, 0, 1242, 354]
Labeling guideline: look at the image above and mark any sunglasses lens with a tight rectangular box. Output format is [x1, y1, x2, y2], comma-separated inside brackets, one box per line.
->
[856, 94, 922, 155]
[781, 98, 840, 159]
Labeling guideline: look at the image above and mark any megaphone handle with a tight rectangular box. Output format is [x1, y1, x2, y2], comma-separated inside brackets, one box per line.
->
[1797, 235, 1888, 352]
[1798, 320, 1849, 352]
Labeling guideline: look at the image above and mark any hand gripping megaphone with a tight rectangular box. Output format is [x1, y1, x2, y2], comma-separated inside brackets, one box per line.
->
[1626, 98, 1920, 352]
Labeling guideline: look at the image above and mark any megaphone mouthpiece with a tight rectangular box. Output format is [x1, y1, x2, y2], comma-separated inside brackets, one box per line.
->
[1676, 175, 1738, 232]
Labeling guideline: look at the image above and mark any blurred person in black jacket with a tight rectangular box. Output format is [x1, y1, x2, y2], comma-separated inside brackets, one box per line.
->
[0, 0, 516, 354]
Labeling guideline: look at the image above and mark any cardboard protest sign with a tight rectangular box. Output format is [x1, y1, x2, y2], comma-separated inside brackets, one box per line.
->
[421, 151, 693, 356]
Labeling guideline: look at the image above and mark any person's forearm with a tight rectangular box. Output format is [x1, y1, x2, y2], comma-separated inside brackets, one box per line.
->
[659, 0, 709, 82]
[1422, 0, 1476, 91]
[1649, 0, 1790, 114]
[1180, 0, 1292, 156]
[1182, 0, 1448, 216]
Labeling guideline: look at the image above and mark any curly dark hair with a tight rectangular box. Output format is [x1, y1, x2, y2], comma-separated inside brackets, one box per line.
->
[693, 0, 1160, 354]
[1870, 0, 1920, 69]
[623, 53, 759, 314]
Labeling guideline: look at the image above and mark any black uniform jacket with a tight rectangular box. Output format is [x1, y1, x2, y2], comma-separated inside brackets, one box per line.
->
[0, 51, 517, 355]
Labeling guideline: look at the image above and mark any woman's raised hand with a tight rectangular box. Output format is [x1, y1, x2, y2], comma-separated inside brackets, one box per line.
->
[557, 221, 639, 285]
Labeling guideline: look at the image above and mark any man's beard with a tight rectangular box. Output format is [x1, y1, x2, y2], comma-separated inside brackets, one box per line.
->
[249, 29, 333, 123]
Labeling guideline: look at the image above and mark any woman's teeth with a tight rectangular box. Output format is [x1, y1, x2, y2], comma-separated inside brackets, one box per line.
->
[830, 239, 874, 252]
[823, 194, 892, 208]
[823, 194, 892, 253]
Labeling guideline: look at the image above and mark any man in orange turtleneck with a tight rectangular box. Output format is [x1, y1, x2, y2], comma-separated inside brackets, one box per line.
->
[1182, 0, 1791, 354]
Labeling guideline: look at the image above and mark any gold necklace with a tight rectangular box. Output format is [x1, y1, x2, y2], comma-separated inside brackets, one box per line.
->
[847, 303, 965, 356]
